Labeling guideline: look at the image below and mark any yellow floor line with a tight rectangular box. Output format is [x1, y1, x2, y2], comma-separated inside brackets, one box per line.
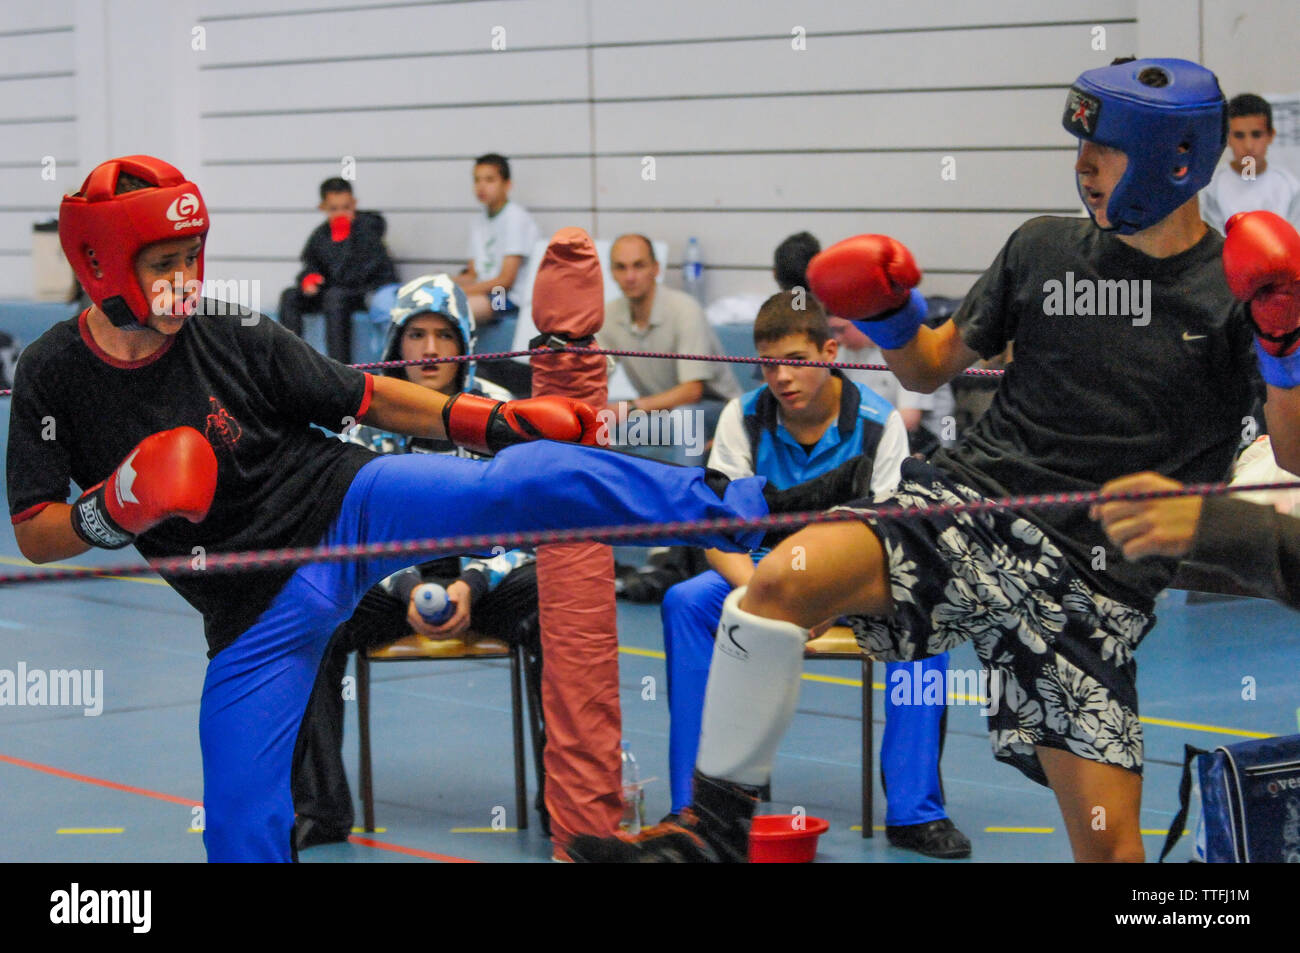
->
[619, 646, 887, 690]
[57, 827, 124, 834]
[849, 824, 1187, 836]
[352, 827, 386, 834]
[617, 646, 666, 659]
[1139, 715, 1271, 739]
[615, 647, 1275, 738]
[802, 672, 883, 688]
[2, 561, 1272, 740]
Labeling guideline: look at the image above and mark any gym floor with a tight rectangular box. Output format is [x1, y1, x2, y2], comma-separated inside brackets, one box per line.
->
[2, 501, 1295, 863]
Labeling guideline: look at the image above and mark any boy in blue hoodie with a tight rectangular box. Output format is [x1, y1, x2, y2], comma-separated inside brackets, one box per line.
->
[292, 275, 543, 847]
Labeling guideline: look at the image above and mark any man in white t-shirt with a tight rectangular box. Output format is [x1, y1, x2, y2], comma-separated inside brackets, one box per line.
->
[1202, 94, 1300, 235]
[455, 153, 541, 324]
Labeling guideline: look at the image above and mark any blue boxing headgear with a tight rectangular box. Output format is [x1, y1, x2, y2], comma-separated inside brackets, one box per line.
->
[1063, 58, 1226, 234]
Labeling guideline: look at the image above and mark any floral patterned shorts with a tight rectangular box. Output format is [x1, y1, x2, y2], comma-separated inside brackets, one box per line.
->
[841, 459, 1156, 787]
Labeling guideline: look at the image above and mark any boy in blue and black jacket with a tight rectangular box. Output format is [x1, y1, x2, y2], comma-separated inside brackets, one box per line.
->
[660, 291, 971, 858]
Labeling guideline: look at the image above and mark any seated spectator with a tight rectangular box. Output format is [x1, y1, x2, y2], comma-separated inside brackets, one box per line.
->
[772, 230, 821, 295]
[277, 177, 398, 362]
[454, 153, 541, 325]
[659, 291, 971, 858]
[1202, 93, 1300, 234]
[599, 235, 741, 460]
[0, 331, 20, 390]
[773, 230, 957, 456]
[291, 274, 542, 849]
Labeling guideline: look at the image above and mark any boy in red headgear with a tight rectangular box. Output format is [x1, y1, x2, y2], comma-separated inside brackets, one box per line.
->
[7, 155, 801, 862]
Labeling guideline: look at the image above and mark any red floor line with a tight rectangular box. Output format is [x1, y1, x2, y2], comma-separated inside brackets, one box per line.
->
[0, 752, 200, 807]
[346, 835, 477, 863]
[0, 752, 475, 863]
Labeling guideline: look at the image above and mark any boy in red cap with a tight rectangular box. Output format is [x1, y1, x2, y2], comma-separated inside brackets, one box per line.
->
[7, 155, 791, 862]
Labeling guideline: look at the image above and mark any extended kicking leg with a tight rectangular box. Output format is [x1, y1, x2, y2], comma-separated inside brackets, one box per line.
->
[569, 521, 891, 862]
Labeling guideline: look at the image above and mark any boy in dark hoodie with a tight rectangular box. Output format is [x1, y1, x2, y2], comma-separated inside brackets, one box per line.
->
[277, 177, 399, 362]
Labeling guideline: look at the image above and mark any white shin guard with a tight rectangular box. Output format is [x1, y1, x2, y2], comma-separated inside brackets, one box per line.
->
[696, 586, 808, 787]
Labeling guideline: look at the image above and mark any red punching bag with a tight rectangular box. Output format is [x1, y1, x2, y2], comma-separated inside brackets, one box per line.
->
[529, 228, 622, 856]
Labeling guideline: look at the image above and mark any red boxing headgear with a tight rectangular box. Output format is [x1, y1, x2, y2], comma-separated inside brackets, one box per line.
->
[59, 155, 209, 328]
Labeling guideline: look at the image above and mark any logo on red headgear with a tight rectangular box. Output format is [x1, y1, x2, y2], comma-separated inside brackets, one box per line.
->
[167, 193, 200, 221]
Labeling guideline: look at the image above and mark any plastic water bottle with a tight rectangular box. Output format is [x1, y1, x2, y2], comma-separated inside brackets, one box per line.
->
[620, 741, 646, 835]
[412, 582, 456, 626]
[682, 237, 705, 306]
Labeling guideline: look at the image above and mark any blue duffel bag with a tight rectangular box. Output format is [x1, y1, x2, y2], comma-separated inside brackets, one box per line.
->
[1162, 736, 1300, 863]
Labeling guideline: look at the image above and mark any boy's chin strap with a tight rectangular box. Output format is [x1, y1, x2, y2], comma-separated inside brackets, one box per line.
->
[696, 586, 809, 786]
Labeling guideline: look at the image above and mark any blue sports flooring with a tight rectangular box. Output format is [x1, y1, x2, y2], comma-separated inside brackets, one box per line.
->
[2, 541, 1296, 864]
[2, 404, 1297, 863]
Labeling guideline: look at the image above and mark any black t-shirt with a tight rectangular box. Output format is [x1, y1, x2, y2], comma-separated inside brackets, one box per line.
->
[932, 217, 1262, 613]
[7, 301, 377, 655]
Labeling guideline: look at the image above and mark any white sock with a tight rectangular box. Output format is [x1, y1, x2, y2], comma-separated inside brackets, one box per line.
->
[695, 586, 808, 787]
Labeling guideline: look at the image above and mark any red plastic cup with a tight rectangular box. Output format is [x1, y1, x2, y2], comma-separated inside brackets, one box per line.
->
[748, 813, 830, 863]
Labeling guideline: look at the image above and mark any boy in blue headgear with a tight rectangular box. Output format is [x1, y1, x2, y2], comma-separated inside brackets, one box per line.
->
[571, 58, 1300, 864]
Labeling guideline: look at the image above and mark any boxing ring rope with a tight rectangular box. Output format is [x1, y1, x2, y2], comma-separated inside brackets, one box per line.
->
[0, 344, 1007, 400]
[3, 478, 1297, 588]
[349, 346, 1010, 378]
[0, 341, 1286, 589]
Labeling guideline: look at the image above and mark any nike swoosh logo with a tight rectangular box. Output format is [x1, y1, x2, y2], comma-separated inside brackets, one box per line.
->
[1182, 332, 1207, 341]
[722, 623, 745, 655]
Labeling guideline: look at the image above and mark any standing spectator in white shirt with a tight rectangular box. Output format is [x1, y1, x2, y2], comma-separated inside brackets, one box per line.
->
[1202, 94, 1300, 234]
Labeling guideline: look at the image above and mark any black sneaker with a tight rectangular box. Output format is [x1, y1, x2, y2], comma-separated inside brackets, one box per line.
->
[568, 817, 723, 863]
[885, 818, 972, 859]
[569, 771, 760, 863]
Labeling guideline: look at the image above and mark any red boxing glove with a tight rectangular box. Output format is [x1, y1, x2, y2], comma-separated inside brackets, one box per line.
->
[301, 272, 324, 295]
[71, 427, 218, 549]
[806, 234, 922, 320]
[329, 214, 352, 242]
[442, 393, 598, 455]
[1224, 211, 1300, 356]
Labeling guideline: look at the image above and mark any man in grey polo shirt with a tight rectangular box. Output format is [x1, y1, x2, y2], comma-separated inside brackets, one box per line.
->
[600, 235, 741, 446]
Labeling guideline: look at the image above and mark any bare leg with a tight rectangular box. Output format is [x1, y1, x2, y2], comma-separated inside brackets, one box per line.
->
[740, 520, 893, 625]
[1037, 745, 1144, 862]
[467, 293, 499, 324]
